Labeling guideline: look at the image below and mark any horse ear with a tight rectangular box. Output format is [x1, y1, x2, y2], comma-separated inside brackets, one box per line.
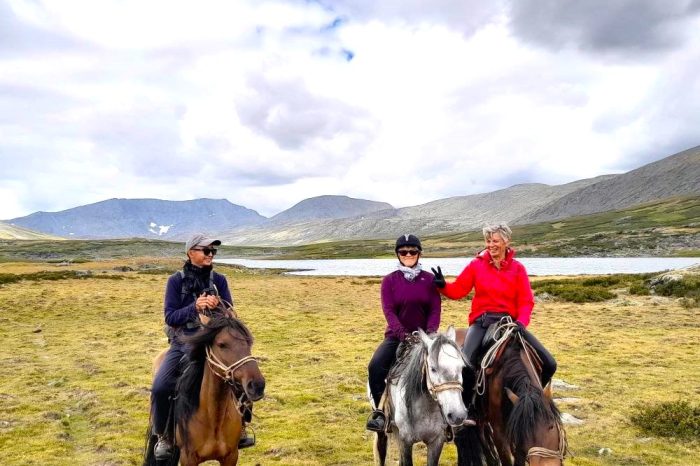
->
[418, 328, 432, 347]
[505, 387, 519, 405]
[543, 382, 553, 400]
[446, 325, 456, 342]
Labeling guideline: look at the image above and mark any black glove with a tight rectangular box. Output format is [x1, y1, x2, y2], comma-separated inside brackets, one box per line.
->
[431, 266, 446, 289]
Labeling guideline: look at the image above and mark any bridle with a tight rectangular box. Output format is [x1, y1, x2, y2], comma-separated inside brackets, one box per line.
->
[205, 346, 257, 415]
[205, 346, 257, 383]
[526, 422, 567, 463]
[422, 346, 464, 401]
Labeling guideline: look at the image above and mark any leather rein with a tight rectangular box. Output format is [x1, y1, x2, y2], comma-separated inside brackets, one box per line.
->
[205, 346, 257, 415]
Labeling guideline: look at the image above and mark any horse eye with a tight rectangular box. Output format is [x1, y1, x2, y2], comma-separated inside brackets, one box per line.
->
[430, 368, 437, 373]
[217, 342, 227, 349]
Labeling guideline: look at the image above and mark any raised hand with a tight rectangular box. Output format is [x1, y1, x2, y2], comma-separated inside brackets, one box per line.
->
[431, 266, 446, 289]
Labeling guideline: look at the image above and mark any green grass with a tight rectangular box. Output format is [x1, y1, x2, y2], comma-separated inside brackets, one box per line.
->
[0, 260, 698, 465]
[631, 400, 700, 439]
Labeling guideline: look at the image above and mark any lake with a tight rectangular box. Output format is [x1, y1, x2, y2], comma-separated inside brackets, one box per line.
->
[218, 257, 699, 277]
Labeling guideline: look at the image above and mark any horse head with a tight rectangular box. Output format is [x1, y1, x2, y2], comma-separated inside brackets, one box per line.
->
[418, 326, 468, 427]
[205, 313, 266, 401]
[502, 342, 566, 466]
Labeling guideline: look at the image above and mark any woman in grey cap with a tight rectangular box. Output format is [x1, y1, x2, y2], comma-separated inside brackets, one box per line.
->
[150, 234, 255, 460]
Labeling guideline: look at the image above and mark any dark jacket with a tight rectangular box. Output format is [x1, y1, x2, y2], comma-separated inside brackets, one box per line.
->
[163, 270, 233, 333]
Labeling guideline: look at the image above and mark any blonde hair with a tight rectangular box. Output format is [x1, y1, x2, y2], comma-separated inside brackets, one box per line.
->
[482, 223, 512, 242]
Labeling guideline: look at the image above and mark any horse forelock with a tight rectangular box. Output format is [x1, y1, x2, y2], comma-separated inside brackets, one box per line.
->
[430, 334, 464, 375]
[501, 342, 562, 450]
[174, 314, 253, 449]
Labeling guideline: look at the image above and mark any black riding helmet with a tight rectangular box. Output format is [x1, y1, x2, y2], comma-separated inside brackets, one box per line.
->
[395, 234, 422, 252]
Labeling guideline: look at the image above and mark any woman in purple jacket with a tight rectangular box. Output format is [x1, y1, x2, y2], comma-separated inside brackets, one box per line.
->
[366, 234, 442, 431]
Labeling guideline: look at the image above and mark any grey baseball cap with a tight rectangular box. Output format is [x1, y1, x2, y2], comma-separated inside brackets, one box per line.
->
[185, 233, 221, 252]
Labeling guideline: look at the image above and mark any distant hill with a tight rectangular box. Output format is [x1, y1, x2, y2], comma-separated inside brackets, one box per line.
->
[514, 146, 700, 225]
[0, 221, 61, 240]
[219, 177, 613, 246]
[6, 198, 265, 240]
[269, 195, 394, 224]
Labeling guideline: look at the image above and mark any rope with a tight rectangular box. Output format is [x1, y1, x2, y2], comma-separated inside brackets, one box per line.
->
[526, 422, 568, 462]
[476, 317, 518, 396]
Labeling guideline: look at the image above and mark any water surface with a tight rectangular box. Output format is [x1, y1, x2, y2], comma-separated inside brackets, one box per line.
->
[218, 257, 698, 277]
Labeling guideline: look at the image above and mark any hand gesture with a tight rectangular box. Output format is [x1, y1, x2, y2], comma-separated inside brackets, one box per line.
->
[195, 293, 220, 312]
[431, 266, 446, 289]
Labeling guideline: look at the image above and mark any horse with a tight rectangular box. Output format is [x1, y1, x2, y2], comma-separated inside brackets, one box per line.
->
[373, 326, 469, 466]
[144, 312, 265, 466]
[454, 319, 567, 466]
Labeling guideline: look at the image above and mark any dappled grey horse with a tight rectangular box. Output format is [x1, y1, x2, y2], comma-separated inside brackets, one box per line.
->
[373, 326, 468, 466]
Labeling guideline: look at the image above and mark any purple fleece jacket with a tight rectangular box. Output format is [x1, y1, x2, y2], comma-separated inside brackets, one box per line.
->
[381, 269, 441, 340]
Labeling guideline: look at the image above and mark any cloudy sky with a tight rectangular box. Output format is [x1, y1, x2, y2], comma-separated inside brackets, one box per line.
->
[2, 0, 699, 219]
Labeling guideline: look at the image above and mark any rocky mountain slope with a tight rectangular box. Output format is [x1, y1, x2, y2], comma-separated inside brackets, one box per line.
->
[268, 195, 394, 224]
[6, 198, 266, 240]
[514, 146, 700, 225]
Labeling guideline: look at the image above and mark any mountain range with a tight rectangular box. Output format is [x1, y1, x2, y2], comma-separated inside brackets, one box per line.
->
[5, 145, 699, 245]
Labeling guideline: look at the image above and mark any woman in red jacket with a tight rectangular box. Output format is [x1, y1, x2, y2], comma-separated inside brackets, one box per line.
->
[431, 224, 556, 420]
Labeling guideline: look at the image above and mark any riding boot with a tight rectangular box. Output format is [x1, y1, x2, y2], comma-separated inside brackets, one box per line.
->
[238, 427, 255, 449]
[366, 409, 387, 432]
[462, 367, 478, 427]
[154, 435, 174, 461]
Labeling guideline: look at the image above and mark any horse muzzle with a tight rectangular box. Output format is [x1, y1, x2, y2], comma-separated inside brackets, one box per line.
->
[245, 378, 265, 401]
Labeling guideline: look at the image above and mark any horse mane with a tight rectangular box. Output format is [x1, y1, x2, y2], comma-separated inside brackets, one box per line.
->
[174, 313, 253, 448]
[399, 334, 461, 425]
[501, 339, 562, 450]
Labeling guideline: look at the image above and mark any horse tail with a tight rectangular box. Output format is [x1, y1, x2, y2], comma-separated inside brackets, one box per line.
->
[455, 426, 485, 466]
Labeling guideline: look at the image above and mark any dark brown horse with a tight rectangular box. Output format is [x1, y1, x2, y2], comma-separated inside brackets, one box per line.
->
[144, 313, 265, 466]
[455, 323, 567, 466]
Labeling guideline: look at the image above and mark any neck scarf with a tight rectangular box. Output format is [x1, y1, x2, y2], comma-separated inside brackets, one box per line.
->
[398, 262, 422, 282]
[182, 260, 213, 297]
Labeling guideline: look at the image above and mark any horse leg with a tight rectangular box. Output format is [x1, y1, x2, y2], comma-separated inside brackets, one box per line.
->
[220, 450, 239, 466]
[426, 439, 444, 466]
[398, 439, 413, 466]
[373, 431, 388, 466]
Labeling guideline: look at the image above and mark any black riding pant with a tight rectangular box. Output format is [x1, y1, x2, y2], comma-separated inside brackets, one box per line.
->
[368, 338, 401, 408]
[461, 313, 557, 394]
[151, 341, 185, 435]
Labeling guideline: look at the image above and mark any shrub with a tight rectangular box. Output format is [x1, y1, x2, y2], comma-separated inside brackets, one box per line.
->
[630, 400, 700, 439]
[653, 276, 700, 299]
[629, 282, 651, 296]
[582, 276, 622, 287]
[534, 283, 615, 303]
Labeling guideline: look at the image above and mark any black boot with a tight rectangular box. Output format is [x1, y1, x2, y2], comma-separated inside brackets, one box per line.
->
[238, 428, 255, 449]
[154, 436, 173, 461]
[366, 410, 386, 432]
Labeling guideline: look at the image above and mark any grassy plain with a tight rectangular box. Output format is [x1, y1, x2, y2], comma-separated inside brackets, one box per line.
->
[0, 260, 698, 465]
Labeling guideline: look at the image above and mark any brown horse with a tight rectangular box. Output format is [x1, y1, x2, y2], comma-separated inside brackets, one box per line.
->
[144, 313, 265, 466]
[455, 322, 567, 466]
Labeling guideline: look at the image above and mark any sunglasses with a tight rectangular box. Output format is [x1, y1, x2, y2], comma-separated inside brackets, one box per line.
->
[192, 247, 217, 256]
[397, 249, 420, 257]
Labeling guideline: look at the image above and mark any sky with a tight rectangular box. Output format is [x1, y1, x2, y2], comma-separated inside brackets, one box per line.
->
[1, 0, 699, 219]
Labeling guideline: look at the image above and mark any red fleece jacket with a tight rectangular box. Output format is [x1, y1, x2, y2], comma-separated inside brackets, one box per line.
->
[440, 248, 534, 326]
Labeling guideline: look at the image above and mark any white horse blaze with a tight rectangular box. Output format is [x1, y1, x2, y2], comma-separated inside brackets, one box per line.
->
[432, 343, 468, 424]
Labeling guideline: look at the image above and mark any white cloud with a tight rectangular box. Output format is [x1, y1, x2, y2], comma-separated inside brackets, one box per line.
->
[1, 0, 698, 220]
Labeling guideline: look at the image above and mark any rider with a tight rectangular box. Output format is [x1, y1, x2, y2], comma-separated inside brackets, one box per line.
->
[366, 234, 441, 432]
[431, 223, 557, 424]
[151, 233, 255, 460]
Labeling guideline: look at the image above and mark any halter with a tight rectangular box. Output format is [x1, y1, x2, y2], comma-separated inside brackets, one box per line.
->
[205, 346, 257, 384]
[205, 346, 257, 416]
[423, 349, 463, 401]
[526, 422, 568, 463]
